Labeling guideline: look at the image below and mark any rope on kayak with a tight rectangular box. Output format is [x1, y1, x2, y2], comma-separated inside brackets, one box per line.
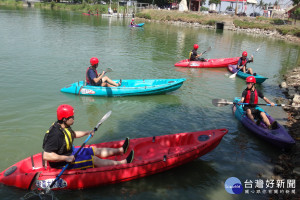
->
[21, 188, 58, 200]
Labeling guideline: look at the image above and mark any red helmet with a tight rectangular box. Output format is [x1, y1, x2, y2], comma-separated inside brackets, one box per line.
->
[132, 18, 135, 21]
[242, 51, 248, 57]
[246, 76, 256, 83]
[57, 104, 74, 120]
[193, 44, 199, 50]
[90, 57, 99, 66]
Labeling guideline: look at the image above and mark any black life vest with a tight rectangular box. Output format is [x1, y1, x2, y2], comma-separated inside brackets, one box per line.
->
[43, 122, 76, 155]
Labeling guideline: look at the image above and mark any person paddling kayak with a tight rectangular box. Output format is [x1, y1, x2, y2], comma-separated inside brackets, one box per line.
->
[189, 44, 205, 61]
[237, 51, 254, 75]
[43, 104, 134, 169]
[239, 76, 276, 129]
[86, 57, 121, 87]
[130, 18, 135, 26]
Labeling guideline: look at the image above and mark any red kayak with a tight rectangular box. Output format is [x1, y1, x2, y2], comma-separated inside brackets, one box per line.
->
[82, 13, 100, 16]
[174, 57, 239, 68]
[0, 128, 228, 190]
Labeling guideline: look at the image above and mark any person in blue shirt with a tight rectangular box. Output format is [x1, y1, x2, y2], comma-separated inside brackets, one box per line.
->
[86, 57, 121, 87]
[237, 51, 254, 75]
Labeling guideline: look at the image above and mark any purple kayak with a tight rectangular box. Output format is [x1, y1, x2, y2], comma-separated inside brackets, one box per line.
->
[232, 97, 295, 149]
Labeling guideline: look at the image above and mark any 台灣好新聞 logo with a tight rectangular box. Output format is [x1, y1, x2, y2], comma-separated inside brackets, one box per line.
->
[225, 177, 243, 194]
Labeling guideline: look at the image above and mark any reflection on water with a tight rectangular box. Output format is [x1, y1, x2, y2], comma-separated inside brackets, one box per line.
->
[0, 6, 299, 200]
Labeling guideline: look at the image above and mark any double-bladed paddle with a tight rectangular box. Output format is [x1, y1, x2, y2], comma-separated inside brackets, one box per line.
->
[212, 99, 300, 108]
[229, 47, 260, 79]
[48, 110, 112, 190]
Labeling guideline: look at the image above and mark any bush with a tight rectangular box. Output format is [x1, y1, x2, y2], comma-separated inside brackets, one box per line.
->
[273, 19, 285, 25]
[136, 13, 151, 20]
[206, 19, 216, 25]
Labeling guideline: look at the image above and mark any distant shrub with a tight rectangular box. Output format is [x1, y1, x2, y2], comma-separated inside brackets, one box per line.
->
[206, 20, 216, 25]
[273, 19, 285, 25]
[136, 13, 151, 20]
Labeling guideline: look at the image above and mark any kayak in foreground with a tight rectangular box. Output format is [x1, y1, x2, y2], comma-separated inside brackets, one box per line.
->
[174, 57, 239, 68]
[60, 79, 186, 97]
[129, 23, 144, 27]
[0, 128, 228, 190]
[228, 65, 268, 83]
[232, 97, 295, 148]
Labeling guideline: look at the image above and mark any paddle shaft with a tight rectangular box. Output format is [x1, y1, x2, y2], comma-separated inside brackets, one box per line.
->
[49, 112, 111, 189]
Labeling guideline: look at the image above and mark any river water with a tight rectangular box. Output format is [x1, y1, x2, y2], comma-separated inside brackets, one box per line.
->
[0, 6, 299, 200]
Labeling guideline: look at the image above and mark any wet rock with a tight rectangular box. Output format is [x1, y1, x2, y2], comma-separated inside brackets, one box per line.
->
[280, 81, 287, 88]
[293, 94, 300, 104]
[293, 167, 300, 176]
[274, 165, 285, 174]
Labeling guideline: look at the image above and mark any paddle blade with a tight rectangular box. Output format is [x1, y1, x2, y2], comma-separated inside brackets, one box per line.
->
[95, 110, 112, 129]
[229, 73, 237, 78]
[212, 99, 233, 107]
[105, 68, 113, 73]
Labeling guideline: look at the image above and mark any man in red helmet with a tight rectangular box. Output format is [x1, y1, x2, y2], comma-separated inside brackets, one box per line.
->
[86, 57, 121, 87]
[239, 76, 275, 129]
[237, 51, 254, 75]
[189, 44, 204, 61]
[43, 104, 134, 169]
[130, 18, 135, 26]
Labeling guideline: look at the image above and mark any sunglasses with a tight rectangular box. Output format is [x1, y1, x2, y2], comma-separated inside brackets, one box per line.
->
[246, 82, 253, 85]
[67, 116, 74, 120]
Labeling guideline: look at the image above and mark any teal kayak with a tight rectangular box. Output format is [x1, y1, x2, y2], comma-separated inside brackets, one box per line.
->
[228, 65, 268, 83]
[61, 79, 186, 97]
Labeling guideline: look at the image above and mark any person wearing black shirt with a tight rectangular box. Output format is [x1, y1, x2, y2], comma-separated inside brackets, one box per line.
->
[189, 44, 203, 61]
[43, 104, 133, 169]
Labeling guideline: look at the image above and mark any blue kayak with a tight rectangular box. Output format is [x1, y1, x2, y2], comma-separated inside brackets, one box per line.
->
[61, 79, 186, 97]
[228, 65, 268, 83]
[232, 97, 295, 149]
[129, 23, 144, 27]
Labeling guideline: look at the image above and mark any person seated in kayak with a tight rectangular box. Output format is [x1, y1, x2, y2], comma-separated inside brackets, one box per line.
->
[88, 10, 93, 15]
[131, 18, 135, 26]
[239, 76, 276, 129]
[189, 44, 204, 61]
[43, 104, 134, 169]
[237, 51, 254, 75]
[86, 57, 121, 87]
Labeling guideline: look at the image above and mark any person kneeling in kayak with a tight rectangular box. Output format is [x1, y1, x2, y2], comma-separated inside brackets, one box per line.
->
[189, 44, 205, 61]
[238, 51, 254, 75]
[43, 104, 134, 169]
[239, 76, 276, 129]
[86, 57, 122, 87]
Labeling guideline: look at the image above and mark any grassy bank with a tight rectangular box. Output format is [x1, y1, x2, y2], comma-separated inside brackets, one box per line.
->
[136, 9, 300, 37]
[0, 0, 128, 14]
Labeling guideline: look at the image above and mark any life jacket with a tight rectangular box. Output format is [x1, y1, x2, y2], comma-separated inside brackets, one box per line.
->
[86, 67, 98, 85]
[189, 51, 193, 60]
[240, 57, 248, 66]
[244, 89, 258, 104]
[43, 122, 76, 155]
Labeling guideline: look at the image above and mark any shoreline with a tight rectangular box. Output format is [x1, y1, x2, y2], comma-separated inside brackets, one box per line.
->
[272, 68, 300, 199]
[137, 18, 300, 44]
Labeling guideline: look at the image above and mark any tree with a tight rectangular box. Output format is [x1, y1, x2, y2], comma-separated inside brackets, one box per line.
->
[258, 0, 264, 11]
[294, 7, 300, 24]
[291, 0, 300, 5]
